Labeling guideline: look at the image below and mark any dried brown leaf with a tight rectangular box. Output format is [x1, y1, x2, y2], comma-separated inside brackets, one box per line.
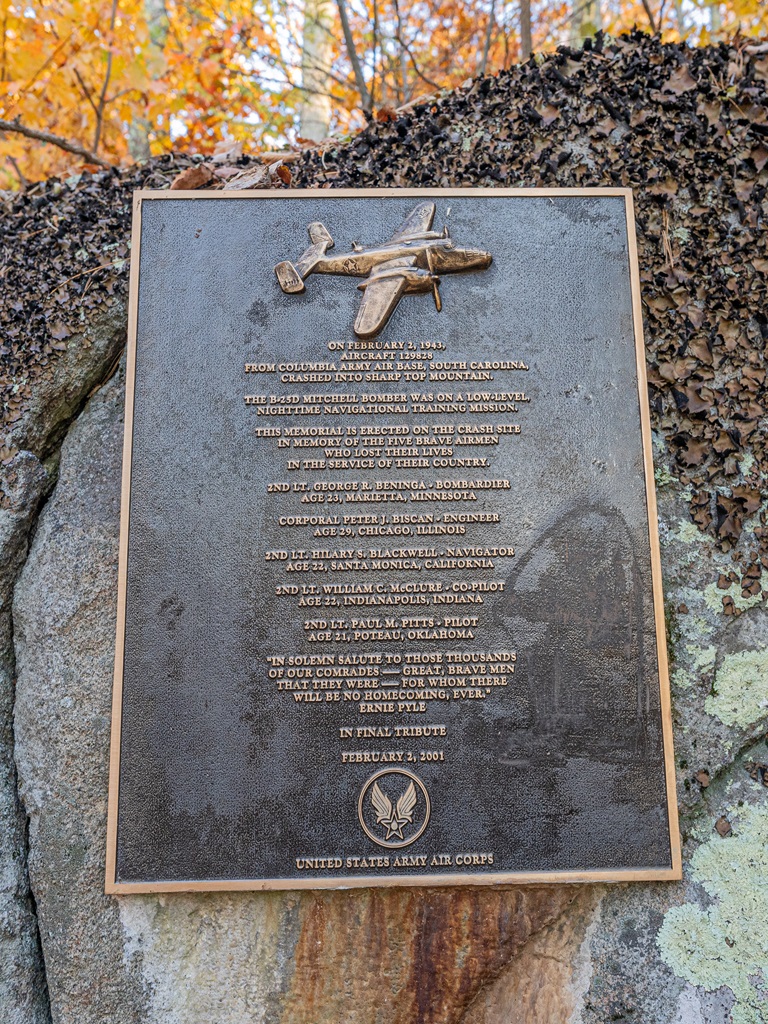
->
[714, 816, 732, 837]
[169, 164, 215, 190]
[222, 164, 272, 190]
[663, 65, 698, 96]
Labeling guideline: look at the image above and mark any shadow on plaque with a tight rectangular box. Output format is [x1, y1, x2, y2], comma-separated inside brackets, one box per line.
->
[495, 506, 660, 769]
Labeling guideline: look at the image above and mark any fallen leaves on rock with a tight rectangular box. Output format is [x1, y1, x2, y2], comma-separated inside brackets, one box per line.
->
[0, 152, 286, 459]
[220, 163, 273, 190]
[375, 105, 398, 123]
[169, 164, 215, 190]
[744, 761, 768, 787]
[714, 815, 732, 837]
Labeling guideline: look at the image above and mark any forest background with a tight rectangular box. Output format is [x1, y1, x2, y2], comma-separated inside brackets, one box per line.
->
[0, 0, 767, 189]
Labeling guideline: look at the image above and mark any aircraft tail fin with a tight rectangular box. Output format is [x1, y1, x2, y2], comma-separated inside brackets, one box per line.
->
[275, 223, 335, 292]
[275, 261, 305, 293]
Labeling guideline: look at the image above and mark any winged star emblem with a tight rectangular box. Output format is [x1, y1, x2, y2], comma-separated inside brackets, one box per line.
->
[274, 201, 492, 339]
[370, 779, 418, 840]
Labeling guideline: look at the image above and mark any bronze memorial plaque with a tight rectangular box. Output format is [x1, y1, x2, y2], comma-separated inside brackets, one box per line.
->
[106, 188, 681, 893]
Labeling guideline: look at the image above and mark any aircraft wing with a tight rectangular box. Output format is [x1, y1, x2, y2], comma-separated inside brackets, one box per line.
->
[389, 201, 436, 242]
[354, 256, 415, 338]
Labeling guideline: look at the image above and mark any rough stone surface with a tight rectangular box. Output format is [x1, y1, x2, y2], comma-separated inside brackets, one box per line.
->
[0, 452, 51, 1024]
[0, 277, 127, 1024]
[13, 367, 148, 1024]
[461, 888, 602, 1023]
[7, 305, 126, 462]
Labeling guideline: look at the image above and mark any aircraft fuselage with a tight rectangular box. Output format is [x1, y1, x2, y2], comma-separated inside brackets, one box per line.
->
[274, 205, 494, 338]
[314, 236, 492, 278]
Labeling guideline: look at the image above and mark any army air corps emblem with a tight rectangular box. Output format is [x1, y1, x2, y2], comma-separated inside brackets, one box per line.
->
[357, 768, 431, 849]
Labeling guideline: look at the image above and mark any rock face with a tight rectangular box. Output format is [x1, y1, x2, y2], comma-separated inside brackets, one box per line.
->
[13, 368, 148, 1024]
[0, 452, 50, 1024]
[3, 30, 768, 1024]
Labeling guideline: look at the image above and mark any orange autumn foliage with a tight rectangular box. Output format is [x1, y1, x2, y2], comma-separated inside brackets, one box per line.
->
[0, 0, 296, 184]
[1, 0, 767, 187]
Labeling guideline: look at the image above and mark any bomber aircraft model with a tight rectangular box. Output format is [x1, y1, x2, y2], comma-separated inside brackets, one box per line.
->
[274, 201, 492, 339]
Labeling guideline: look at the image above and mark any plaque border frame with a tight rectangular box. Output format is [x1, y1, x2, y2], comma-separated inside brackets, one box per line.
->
[105, 187, 682, 894]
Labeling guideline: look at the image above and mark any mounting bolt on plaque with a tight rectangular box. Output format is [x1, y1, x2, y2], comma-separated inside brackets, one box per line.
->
[358, 768, 431, 849]
[274, 201, 492, 339]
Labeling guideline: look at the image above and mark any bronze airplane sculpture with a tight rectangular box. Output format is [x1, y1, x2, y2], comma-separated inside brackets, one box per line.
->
[274, 202, 492, 339]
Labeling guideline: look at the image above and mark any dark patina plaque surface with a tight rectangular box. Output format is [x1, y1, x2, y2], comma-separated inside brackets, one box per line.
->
[106, 188, 681, 892]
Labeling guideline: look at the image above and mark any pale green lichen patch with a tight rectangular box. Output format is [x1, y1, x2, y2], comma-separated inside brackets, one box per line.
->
[658, 804, 768, 1024]
[705, 649, 768, 729]
[674, 520, 705, 545]
[673, 597, 714, 639]
[672, 644, 717, 692]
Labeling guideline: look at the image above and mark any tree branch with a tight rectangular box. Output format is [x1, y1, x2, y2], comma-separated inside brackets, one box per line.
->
[399, 37, 443, 91]
[4, 31, 75, 120]
[1, 9, 8, 84]
[640, 0, 658, 33]
[6, 155, 29, 190]
[520, 0, 533, 61]
[335, 0, 372, 114]
[94, 0, 119, 153]
[371, 0, 379, 109]
[0, 117, 113, 168]
[393, 0, 443, 92]
[73, 68, 100, 118]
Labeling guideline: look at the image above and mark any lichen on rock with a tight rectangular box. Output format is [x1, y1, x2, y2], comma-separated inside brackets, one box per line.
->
[658, 804, 768, 1024]
[705, 650, 768, 730]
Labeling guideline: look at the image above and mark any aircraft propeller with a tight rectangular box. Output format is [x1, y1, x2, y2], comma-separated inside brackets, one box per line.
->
[426, 248, 442, 312]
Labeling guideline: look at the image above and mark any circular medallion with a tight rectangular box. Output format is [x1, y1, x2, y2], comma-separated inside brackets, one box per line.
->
[357, 768, 431, 849]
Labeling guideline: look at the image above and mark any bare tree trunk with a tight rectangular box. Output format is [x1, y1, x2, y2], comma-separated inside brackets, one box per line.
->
[640, 0, 658, 33]
[520, 0, 532, 60]
[146, 0, 170, 52]
[708, 1, 721, 37]
[393, 0, 409, 106]
[129, 0, 169, 162]
[93, 0, 119, 153]
[570, 0, 602, 46]
[371, 0, 379, 110]
[127, 120, 152, 162]
[336, 0, 372, 115]
[399, 45, 408, 105]
[478, 0, 495, 76]
[299, 0, 335, 141]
